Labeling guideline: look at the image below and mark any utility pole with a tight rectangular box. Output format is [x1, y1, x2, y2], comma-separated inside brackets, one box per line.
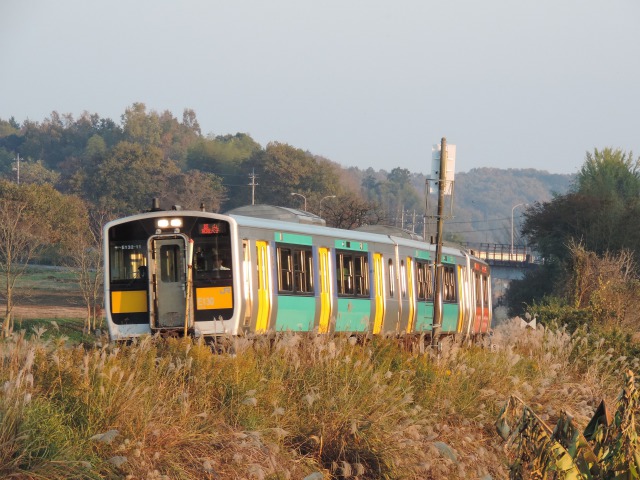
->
[431, 137, 447, 347]
[14, 154, 20, 185]
[248, 169, 258, 205]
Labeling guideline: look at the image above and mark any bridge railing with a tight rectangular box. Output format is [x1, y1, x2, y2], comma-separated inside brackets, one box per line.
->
[463, 243, 539, 265]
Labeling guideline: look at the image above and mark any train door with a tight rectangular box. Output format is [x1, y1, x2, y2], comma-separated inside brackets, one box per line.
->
[480, 271, 492, 333]
[149, 237, 187, 329]
[242, 240, 253, 329]
[469, 262, 492, 335]
[405, 257, 416, 333]
[372, 253, 385, 334]
[457, 264, 472, 337]
[318, 247, 332, 334]
[255, 240, 271, 332]
[414, 259, 434, 333]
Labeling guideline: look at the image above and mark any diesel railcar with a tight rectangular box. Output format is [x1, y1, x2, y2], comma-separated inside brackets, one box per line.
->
[103, 204, 491, 342]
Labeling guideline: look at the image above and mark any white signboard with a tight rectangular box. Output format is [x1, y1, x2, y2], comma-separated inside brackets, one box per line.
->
[429, 143, 456, 195]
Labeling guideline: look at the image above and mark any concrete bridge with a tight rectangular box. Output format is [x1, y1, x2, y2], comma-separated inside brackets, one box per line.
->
[464, 243, 539, 305]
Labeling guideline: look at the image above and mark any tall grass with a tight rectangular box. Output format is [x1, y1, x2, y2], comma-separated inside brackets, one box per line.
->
[0, 319, 637, 479]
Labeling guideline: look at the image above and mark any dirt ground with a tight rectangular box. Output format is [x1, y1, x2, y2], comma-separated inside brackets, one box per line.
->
[2, 290, 87, 320]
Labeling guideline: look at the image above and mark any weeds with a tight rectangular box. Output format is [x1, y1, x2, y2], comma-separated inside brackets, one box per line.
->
[0, 318, 638, 479]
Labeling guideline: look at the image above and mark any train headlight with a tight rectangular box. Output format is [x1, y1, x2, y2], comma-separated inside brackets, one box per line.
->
[156, 218, 182, 230]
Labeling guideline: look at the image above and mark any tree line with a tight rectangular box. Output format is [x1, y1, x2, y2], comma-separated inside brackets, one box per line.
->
[0, 103, 421, 224]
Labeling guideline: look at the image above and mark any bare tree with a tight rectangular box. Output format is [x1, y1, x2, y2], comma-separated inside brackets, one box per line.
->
[564, 240, 640, 330]
[0, 181, 88, 337]
[68, 208, 113, 333]
[0, 197, 45, 337]
[324, 194, 382, 229]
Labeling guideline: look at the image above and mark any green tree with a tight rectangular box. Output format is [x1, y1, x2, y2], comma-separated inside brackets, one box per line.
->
[186, 134, 261, 184]
[508, 148, 640, 316]
[161, 170, 227, 212]
[122, 104, 203, 168]
[244, 142, 324, 207]
[122, 103, 162, 147]
[90, 141, 180, 214]
[0, 148, 14, 177]
[522, 148, 640, 263]
[17, 159, 60, 185]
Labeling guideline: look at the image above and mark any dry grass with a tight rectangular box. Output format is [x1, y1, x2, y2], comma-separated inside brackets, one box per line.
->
[0, 319, 637, 479]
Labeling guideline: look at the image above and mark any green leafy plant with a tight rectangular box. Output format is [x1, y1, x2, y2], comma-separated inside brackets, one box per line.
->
[496, 370, 640, 479]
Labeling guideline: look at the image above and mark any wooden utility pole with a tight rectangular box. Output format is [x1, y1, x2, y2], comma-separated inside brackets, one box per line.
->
[431, 137, 447, 347]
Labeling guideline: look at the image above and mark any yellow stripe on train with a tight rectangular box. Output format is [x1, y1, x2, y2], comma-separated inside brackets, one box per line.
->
[196, 287, 233, 310]
[111, 290, 148, 313]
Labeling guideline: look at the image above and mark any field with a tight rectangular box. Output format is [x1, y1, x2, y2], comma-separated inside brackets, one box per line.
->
[1, 266, 89, 342]
[1, 268, 638, 479]
[7, 265, 86, 318]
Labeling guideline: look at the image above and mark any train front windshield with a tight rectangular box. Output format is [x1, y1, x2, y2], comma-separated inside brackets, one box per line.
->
[107, 216, 234, 327]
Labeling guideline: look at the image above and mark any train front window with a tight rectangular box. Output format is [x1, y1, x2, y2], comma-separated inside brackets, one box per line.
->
[193, 219, 232, 280]
[109, 242, 147, 282]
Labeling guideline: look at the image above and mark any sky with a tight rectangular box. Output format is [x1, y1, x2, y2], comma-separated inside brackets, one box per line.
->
[1, 1, 639, 176]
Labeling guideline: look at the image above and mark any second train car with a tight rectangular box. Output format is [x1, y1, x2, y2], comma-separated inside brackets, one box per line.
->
[103, 204, 491, 342]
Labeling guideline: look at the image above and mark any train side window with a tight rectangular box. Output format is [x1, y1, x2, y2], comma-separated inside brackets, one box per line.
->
[278, 247, 293, 292]
[293, 248, 314, 294]
[427, 264, 434, 299]
[342, 255, 354, 295]
[306, 249, 314, 292]
[475, 272, 482, 307]
[400, 260, 406, 298]
[443, 265, 457, 302]
[416, 261, 434, 301]
[354, 255, 369, 296]
[483, 274, 490, 304]
[388, 259, 394, 298]
[336, 251, 368, 297]
[277, 245, 313, 295]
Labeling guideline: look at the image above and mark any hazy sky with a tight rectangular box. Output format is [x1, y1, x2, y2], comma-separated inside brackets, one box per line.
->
[1, 1, 638, 175]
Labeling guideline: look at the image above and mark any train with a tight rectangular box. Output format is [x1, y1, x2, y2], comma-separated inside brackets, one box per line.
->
[103, 202, 491, 342]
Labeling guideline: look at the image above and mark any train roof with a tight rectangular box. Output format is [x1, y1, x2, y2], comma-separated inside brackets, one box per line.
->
[226, 205, 481, 262]
[225, 204, 326, 226]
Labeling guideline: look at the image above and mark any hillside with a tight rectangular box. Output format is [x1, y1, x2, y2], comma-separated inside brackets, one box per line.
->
[449, 168, 573, 244]
[345, 166, 574, 244]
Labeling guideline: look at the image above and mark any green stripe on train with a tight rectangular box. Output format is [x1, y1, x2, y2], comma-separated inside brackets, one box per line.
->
[274, 232, 313, 246]
[334, 240, 368, 252]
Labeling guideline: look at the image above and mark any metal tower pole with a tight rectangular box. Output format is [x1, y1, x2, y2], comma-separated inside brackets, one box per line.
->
[431, 137, 447, 347]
